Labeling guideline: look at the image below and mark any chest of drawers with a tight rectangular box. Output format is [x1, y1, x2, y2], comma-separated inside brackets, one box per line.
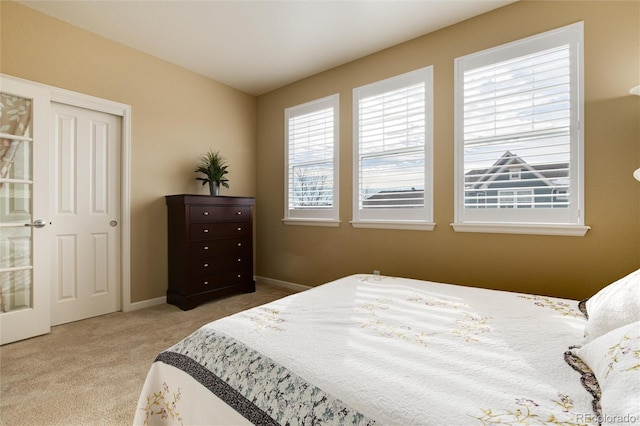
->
[165, 194, 255, 310]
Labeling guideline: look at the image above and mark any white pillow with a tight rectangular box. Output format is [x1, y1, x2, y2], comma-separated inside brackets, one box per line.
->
[584, 269, 640, 343]
[573, 321, 640, 424]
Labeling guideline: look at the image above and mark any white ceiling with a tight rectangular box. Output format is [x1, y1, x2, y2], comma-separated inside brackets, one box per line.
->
[18, 0, 517, 95]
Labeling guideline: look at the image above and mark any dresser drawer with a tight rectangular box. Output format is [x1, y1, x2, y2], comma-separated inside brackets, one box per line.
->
[190, 254, 251, 276]
[189, 222, 251, 240]
[189, 238, 251, 258]
[190, 206, 251, 223]
[188, 269, 252, 293]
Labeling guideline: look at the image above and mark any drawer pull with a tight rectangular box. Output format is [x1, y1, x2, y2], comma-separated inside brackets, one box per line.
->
[236, 211, 242, 215]
[204, 246, 209, 250]
[237, 242, 242, 247]
[204, 263, 209, 268]
[204, 281, 209, 285]
[203, 229, 209, 233]
[236, 227, 242, 231]
[237, 258, 241, 262]
[203, 211, 209, 216]
[237, 274, 241, 278]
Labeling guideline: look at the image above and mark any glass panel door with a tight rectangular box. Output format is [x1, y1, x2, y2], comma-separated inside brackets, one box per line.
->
[0, 93, 35, 314]
[0, 77, 51, 345]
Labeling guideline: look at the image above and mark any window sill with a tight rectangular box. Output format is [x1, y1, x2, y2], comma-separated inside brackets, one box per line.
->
[351, 220, 436, 231]
[282, 218, 341, 227]
[450, 222, 590, 236]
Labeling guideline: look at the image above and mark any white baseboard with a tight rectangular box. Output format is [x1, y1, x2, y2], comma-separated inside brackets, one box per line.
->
[124, 277, 309, 312]
[255, 276, 311, 292]
[124, 296, 167, 312]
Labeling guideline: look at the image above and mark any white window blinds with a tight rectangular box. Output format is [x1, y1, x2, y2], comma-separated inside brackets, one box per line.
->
[454, 23, 584, 229]
[285, 95, 339, 223]
[353, 67, 433, 228]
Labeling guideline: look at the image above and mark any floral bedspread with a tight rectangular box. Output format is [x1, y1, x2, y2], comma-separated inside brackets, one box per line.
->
[134, 274, 593, 425]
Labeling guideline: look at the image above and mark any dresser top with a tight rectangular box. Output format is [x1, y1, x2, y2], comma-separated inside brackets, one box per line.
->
[166, 194, 255, 206]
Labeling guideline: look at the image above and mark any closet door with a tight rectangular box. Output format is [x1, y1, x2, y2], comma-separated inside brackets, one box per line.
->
[49, 102, 122, 326]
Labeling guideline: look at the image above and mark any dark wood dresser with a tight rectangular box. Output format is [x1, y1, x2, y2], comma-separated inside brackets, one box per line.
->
[165, 194, 255, 310]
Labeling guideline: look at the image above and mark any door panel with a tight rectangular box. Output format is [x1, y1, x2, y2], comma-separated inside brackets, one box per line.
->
[0, 78, 51, 345]
[56, 235, 76, 300]
[50, 102, 121, 326]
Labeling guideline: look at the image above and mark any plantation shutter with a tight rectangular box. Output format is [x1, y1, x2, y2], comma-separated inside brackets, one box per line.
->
[454, 22, 584, 229]
[285, 95, 339, 222]
[353, 67, 433, 226]
[463, 44, 571, 209]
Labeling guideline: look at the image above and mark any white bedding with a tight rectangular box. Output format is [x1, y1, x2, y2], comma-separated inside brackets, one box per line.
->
[135, 274, 594, 425]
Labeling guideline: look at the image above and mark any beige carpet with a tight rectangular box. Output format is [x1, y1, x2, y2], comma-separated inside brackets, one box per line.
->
[0, 283, 296, 426]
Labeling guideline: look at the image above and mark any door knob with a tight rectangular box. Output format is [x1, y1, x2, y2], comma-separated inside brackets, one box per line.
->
[25, 219, 47, 228]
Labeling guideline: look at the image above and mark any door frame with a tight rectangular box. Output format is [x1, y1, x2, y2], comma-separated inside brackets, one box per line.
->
[2, 74, 133, 313]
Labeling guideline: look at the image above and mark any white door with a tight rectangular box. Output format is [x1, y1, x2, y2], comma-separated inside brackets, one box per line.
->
[0, 78, 51, 345]
[50, 102, 121, 326]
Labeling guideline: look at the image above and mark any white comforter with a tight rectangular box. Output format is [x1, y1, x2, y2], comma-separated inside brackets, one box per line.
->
[135, 274, 593, 425]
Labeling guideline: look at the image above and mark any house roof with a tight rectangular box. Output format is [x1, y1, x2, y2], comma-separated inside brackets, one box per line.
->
[465, 151, 568, 190]
[362, 188, 424, 206]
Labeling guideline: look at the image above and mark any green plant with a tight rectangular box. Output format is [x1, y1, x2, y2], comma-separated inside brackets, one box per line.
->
[195, 150, 229, 194]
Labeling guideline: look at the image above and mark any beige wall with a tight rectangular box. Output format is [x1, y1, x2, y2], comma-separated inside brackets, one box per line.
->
[0, 1, 257, 302]
[1, 1, 638, 304]
[256, 0, 640, 300]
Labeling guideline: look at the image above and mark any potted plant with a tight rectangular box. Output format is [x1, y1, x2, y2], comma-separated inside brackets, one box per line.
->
[195, 150, 229, 196]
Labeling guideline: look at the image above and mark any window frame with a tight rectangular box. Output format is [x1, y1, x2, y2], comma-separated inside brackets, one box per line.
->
[452, 22, 589, 237]
[283, 94, 340, 227]
[352, 66, 435, 231]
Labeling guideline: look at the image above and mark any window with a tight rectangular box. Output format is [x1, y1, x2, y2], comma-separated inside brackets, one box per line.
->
[499, 189, 533, 208]
[352, 67, 434, 230]
[453, 22, 589, 236]
[284, 94, 339, 226]
[553, 188, 569, 206]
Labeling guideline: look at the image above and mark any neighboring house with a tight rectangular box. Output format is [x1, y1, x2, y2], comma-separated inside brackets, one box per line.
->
[464, 151, 569, 209]
[362, 188, 425, 208]
[361, 151, 569, 209]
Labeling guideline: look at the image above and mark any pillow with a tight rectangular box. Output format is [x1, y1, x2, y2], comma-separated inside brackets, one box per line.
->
[572, 321, 640, 423]
[578, 298, 589, 319]
[583, 269, 640, 343]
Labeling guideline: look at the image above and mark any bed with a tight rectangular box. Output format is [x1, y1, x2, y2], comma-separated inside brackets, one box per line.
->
[134, 272, 640, 425]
